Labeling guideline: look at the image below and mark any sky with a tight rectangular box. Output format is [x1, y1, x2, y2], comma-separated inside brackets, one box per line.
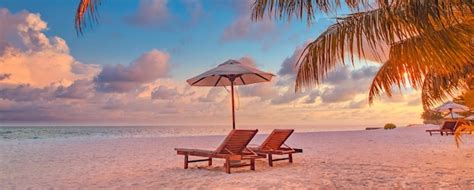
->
[0, 0, 424, 127]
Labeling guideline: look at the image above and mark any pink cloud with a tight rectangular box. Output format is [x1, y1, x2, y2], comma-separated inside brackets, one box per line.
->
[0, 8, 99, 87]
[270, 88, 307, 105]
[124, 0, 205, 29]
[278, 41, 311, 77]
[125, 0, 170, 26]
[151, 86, 180, 100]
[237, 56, 257, 67]
[55, 79, 95, 99]
[239, 82, 278, 101]
[305, 66, 378, 104]
[0, 73, 11, 81]
[0, 84, 56, 102]
[95, 49, 171, 93]
[198, 88, 224, 103]
[0, 8, 69, 53]
[220, 0, 276, 42]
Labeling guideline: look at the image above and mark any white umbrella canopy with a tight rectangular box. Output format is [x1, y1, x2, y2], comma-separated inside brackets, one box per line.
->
[434, 101, 469, 112]
[466, 115, 474, 120]
[444, 112, 464, 119]
[434, 101, 470, 119]
[187, 59, 274, 86]
[187, 59, 275, 129]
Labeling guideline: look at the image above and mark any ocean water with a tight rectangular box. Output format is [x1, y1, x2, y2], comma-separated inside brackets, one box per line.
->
[0, 124, 376, 141]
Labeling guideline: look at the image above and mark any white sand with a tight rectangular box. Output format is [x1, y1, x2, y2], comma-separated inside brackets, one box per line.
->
[1, 125, 474, 189]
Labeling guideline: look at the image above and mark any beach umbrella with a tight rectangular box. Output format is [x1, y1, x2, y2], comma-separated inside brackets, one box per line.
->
[443, 112, 464, 119]
[434, 101, 470, 119]
[187, 59, 274, 129]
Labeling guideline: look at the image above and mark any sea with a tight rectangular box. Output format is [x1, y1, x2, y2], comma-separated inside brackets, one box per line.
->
[0, 124, 380, 141]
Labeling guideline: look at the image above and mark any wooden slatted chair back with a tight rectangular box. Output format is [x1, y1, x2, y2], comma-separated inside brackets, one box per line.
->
[259, 129, 294, 151]
[215, 129, 258, 155]
[442, 121, 458, 131]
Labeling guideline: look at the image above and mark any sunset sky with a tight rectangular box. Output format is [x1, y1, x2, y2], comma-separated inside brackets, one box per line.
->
[0, 0, 423, 126]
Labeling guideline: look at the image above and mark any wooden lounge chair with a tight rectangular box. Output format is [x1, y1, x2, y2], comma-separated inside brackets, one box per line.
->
[249, 129, 303, 167]
[426, 121, 458, 136]
[445, 120, 472, 135]
[175, 129, 263, 174]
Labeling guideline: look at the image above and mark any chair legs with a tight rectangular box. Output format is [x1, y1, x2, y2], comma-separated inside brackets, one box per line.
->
[268, 154, 273, 167]
[184, 154, 189, 169]
[225, 158, 231, 174]
[250, 159, 255, 170]
[268, 153, 294, 167]
[183, 154, 213, 169]
[224, 159, 256, 174]
[185, 153, 295, 170]
[181, 154, 256, 174]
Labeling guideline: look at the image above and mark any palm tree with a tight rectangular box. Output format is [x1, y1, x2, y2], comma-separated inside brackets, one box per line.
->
[251, 0, 473, 109]
[75, 0, 474, 109]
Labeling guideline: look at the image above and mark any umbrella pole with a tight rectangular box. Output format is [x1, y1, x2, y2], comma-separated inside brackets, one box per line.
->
[450, 108, 454, 119]
[231, 80, 235, 129]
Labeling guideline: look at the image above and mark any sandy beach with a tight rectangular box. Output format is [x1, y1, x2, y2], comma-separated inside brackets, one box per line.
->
[1, 125, 474, 189]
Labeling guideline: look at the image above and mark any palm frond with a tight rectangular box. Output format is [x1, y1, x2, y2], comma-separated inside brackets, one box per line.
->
[75, 0, 101, 35]
[252, 0, 372, 24]
[421, 70, 471, 110]
[252, 0, 471, 25]
[295, 1, 472, 91]
[366, 59, 470, 107]
[454, 122, 474, 148]
[368, 60, 409, 103]
[368, 18, 474, 107]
